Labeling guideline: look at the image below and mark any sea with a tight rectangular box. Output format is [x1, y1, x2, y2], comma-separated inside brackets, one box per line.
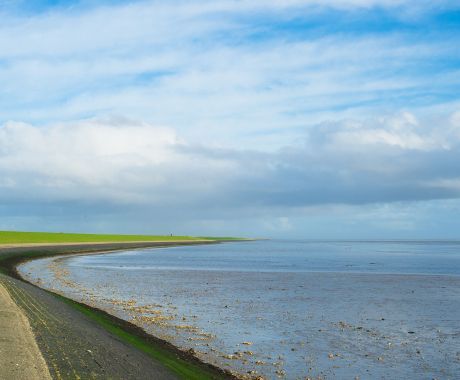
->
[19, 240, 460, 379]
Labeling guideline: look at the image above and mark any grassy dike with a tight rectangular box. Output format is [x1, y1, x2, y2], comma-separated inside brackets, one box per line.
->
[0, 230, 207, 244]
[0, 233, 243, 380]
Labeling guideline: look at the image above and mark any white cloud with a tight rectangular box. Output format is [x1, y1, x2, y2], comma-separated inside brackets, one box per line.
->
[307, 111, 455, 154]
[0, 0, 459, 149]
[0, 118, 242, 204]
[323, 112, 451, 151]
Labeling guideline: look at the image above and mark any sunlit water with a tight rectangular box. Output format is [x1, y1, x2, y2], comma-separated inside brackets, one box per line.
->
[19, 240, 460, 379]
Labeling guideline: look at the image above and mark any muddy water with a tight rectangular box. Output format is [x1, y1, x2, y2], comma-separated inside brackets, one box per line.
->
[19, 240, 460, 379]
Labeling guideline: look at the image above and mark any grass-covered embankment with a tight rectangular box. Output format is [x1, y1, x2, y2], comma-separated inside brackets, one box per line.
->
[0, 230, 209, 244]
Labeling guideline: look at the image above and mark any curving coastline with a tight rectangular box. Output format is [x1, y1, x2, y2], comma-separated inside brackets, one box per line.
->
[0, 242, 238, 380]
[12, 240, 460, 380]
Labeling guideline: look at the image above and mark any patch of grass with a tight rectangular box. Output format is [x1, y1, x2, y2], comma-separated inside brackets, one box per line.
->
[55, 294, 226, 380]
[0, 231, 210, 244]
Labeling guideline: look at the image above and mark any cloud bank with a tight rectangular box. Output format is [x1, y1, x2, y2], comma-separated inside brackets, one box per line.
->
[1, 110, 459, 210]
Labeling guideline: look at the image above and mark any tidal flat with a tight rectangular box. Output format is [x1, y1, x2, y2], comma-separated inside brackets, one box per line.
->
[19, 240, 460, 379]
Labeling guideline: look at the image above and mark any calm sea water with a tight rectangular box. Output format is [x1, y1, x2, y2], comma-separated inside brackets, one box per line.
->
[19, 240, 460, 379]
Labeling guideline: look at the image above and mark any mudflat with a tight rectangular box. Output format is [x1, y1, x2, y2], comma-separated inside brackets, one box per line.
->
[0, 281, 51, 380]
[22, 240, 458, 379]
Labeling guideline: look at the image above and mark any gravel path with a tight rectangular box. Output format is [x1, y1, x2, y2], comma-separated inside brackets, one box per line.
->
[0, 281, 52, 380]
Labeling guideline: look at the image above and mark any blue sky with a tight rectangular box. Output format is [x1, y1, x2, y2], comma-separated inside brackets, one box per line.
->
[0, 0, 460, 238]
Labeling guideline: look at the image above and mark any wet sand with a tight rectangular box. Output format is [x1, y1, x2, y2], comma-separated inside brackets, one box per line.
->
[18, 242, 460, 379]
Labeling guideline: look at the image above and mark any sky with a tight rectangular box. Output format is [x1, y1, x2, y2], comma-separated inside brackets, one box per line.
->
[0, 0, 460, 238]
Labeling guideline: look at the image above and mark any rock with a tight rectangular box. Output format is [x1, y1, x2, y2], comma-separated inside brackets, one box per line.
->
[223, 354, 239, 360]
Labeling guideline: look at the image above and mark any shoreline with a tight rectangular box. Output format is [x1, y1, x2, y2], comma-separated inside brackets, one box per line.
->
[0, 239, 213, 249]
[20, 242, 460, 379]
[0, 241, 239, 380]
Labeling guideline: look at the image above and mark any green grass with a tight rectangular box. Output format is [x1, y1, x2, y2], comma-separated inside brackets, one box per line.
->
[0, 230, 211, 244]
[56, 295, 225, 380]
